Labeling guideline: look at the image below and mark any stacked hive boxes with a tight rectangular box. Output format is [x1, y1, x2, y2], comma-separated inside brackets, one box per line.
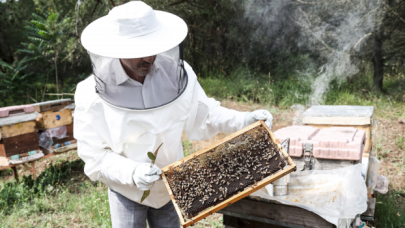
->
[33, 99, 75, 152]
[0, 105, 42, 166]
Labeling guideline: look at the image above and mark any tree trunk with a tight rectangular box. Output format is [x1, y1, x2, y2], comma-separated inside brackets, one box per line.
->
[54, 52, 59, 99]
[372, 30, 384, 91]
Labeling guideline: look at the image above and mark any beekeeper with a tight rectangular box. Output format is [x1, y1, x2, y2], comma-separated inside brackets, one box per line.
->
[75, 1, 273, 227]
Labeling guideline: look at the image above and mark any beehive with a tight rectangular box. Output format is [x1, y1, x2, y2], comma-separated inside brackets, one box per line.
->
[0, 105, 40, 166]
[32, 99, 73, 129]
[161, 121, 296, 227]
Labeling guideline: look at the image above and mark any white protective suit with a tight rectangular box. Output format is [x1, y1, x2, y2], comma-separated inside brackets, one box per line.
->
[74, 61, 247, 209]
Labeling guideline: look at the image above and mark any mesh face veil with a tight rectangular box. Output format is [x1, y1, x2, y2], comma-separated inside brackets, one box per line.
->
[88, 43, 188, 110]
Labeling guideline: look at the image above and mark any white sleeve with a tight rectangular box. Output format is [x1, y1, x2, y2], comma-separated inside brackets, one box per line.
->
[184, 63, 247, 141]
[74, 80, 140, 187]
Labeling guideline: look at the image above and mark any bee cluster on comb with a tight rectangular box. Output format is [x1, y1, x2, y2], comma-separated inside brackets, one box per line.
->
[164, 126, 287, 219]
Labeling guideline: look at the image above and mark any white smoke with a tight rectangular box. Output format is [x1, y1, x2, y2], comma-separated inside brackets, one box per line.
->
[243, 0, 380, 105]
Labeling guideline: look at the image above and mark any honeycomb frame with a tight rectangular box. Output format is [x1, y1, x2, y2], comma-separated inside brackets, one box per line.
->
[161, 121, 296, 227]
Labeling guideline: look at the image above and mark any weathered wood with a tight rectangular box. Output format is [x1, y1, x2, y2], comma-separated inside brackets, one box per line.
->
[306, 124, 372, 156]
[33, 100, 72, 112]
[0, 147, 76, 181]
[0, 143, 6, 157]
[0, 120, 36, 138]
[42, 109, 73, 129]
[53, 143, 77, 154]
[224, 215, 295, 228]
[22, 162, 37, 179]
[303, 116, 371, 126]
[161, 121, 297, 228]
[11, 166, 19, 182]
[3, 132, 39, 157]
[220, 198, 335, 228]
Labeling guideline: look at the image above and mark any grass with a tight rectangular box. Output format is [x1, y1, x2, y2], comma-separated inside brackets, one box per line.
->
[199, 68, 405, 114]
[0, 159, 111, 227]
[373, 192, 405, 227]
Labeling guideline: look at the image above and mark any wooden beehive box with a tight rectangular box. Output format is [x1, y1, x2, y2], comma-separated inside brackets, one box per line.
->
[0, 105, 40, 166]
[161, 121, 296, 227]
[33, 99, 73, 129]
[302, 105, 374, 157]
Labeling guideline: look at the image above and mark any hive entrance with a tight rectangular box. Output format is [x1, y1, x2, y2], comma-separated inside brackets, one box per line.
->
[165, 126, 287, 219]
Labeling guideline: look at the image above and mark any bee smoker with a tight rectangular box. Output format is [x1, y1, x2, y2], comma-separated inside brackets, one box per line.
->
[273, 138, 290, 196]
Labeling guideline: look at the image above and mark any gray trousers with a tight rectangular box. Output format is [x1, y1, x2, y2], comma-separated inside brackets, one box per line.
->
[108, 188, 180, 228]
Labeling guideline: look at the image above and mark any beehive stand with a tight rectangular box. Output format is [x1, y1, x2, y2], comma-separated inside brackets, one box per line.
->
[161, 121, 296, 227]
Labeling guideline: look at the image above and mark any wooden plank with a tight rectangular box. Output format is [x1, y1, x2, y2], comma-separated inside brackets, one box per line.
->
[0, 120, 36, 138]
[33, 100, 72, 112]
[220, 198, 335, 228]
[306, 124, 372, 155]
[161, 121, 296, 227]
[224, 215, 287, 228]
[303, 116, 371, 125]
[3, 132, 40, 157]
[42, 109, 73, 129]
[12, 166, 19, 182]
[0, 144, 6, 157]
[53, 143, 77, 154]
[162, 171, 185, 225]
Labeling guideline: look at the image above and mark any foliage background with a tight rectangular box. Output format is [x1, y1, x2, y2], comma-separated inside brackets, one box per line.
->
[0, 0, 404, 107]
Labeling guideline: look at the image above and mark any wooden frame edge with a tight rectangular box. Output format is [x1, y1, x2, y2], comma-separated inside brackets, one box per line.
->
[162, 121, 296, 227]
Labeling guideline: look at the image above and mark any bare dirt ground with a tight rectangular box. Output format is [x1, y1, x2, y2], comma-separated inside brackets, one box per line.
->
[1, 99, 404, 193]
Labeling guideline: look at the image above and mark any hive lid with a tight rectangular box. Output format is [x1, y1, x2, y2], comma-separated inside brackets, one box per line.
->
[0, 112, 38, 127]
[0, 105, 35, 118]
[302, 105, 374, 125]
[31, 98, 72, 107]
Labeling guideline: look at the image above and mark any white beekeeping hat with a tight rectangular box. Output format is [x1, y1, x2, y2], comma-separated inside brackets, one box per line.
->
[81, 1, 188, 59]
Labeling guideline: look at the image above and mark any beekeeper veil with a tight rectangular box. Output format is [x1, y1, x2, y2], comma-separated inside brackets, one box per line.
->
[80, 1, 188, 109]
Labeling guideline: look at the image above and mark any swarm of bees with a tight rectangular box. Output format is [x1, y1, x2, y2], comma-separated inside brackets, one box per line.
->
[165, 126, 286, 219]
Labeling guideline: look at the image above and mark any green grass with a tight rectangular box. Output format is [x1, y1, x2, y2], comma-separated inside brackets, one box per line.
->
[199, 68, 405, 114]
[0, 159, 111, 227]
[373, 192, 405, 228]
[183, 140, 194, 157]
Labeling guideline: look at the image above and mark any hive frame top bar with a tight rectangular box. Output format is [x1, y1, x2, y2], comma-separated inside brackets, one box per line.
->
[161, 121, 296, 227]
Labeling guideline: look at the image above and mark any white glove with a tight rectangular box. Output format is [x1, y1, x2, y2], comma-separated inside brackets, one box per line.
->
[244, 109, 273, 129]
[133, 163, 162, 191]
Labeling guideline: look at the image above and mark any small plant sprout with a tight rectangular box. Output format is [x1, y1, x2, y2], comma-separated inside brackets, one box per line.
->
[141, 143, 163, 203]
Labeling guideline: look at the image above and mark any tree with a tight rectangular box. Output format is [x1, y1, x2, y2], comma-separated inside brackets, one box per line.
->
[0, 0, 36, 63]
[0, 57, 35, 105]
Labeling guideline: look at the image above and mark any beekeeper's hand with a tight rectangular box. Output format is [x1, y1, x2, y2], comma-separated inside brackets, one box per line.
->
[133, 163, 162, 191]
[244, 110, 273, 129]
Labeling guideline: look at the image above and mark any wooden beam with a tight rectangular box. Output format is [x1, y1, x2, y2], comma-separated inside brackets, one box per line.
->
[11, 166, 19, 182]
